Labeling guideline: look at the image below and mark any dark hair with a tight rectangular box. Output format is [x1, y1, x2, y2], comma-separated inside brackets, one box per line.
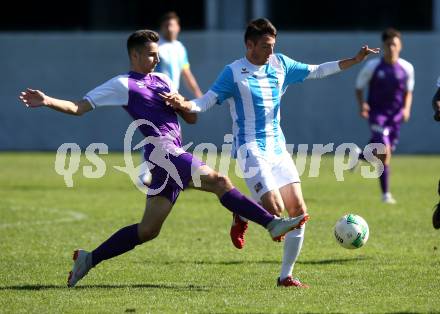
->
[160, 11, 180, 25]
[381, 28, 401, 42]
[127, 29, 159, 54]
[244, 18, 277, 43]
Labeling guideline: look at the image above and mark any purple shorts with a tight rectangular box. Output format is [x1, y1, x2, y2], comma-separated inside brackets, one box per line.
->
[144, 148, 205, 204]
[368, 113, 403, 151]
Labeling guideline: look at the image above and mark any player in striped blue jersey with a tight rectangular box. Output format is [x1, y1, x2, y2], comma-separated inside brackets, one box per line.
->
[161, 18, 379, 287]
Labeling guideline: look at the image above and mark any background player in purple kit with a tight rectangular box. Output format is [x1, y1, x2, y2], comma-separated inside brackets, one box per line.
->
[432, 76, 440, 229]
[433, 76, 440, 122]
[19, 29, 308, 288]
[355, 28, 415, 204]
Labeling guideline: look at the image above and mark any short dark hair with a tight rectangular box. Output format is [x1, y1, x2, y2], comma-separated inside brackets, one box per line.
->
[382, 28, 401, 42]
[244, 18, 277, 44]
[127, 29, 159, 55]
[160, 11, 180, 25]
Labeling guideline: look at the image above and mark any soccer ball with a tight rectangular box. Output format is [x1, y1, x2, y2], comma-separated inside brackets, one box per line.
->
[334, 214, 369, 249]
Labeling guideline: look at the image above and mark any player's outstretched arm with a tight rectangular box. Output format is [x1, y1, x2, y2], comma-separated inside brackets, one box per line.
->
[161, 91, 218, 115]
[355, 89, 370, 119]
[182, 68, 203, 98]
[19, 88, 92, 116]
[177, 109, 198, 124]
[339, 45, 380, 70]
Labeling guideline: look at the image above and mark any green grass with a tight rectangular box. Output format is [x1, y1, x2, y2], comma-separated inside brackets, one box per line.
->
[1, 152, 439, 313]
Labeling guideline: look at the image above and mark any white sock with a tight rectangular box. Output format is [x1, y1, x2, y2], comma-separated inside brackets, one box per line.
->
[280, 226, 305, 280]
[238, 215, 248, 223]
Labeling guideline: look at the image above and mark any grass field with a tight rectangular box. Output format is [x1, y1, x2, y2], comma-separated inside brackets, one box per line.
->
[1, 152, 439, 313]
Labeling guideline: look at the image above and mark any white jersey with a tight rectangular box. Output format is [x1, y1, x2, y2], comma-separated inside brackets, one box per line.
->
[209, 53, 311, 158]
[156, 39, 189, 90]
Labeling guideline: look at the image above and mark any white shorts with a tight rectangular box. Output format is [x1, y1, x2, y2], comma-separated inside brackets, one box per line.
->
[236, 149, 300, 201]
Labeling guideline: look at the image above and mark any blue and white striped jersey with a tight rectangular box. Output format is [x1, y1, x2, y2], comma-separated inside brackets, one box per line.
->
[210, 53, 310, 157]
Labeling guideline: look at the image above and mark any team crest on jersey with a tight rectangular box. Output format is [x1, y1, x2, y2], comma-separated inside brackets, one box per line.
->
[395, 70, 405, 80]
[136, 81, 146, 89]
[254, 182, 263, 193]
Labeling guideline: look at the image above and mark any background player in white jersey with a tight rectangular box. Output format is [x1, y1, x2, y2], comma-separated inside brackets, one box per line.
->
[355, 28, 415, 204]
[161, 18, 379, 287]
[140, 11, 203, 186]
[157, 11, 203, 98]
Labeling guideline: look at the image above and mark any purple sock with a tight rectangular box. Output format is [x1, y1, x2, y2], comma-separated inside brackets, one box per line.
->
[91, 224, 141, 267]
[380, 165, 389, 194]
[220, 188, 273, 227]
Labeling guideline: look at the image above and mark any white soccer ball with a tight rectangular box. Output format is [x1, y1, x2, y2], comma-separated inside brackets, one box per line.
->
[334, 214, 369, 249]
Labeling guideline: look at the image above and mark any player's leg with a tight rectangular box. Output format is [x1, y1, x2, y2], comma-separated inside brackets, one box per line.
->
[272, 152, 308, 287]
[67, 195, 174, 287]
[433, 179, 440, 229]
[369, 115, 395, 203]
[378, 144, 395, 203]
[189, 163, 308, 240]
[229, 152, 283, 248]
[277, 182, 308, 288]
[139, 148, 152, 186]
[68, 161, 179, 288]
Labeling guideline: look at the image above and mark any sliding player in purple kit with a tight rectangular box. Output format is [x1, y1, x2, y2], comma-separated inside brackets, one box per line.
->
[19, 30, 308, 288]
[355, 28, 415, 204]
[161, 18, 379, 287]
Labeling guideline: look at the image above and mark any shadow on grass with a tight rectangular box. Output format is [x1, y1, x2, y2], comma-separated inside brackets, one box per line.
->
[299, 255, 370, 265]
[151, 256, 370, 266]
[385, 312, 432, 314]
[0, 283, 209, 291]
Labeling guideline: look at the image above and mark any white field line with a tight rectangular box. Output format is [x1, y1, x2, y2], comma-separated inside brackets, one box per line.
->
[0, 207, 87, 229]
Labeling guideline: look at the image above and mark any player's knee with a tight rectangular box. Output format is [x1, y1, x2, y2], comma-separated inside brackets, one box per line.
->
[286, 202, 307, 217]
[265, 201, 284, 216]
[213, 173, 233, 193]
[137, 226, 161, 243]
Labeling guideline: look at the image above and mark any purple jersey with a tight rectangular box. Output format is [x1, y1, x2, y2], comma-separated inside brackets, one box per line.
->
[356, 58, 414, 116]
[85, 71, 182, 148]
[84, 71, 203, 203]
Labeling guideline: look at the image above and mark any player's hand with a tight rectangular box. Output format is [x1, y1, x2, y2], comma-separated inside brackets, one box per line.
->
[159, 92, 185, 109]
[19, 88, 47, 108]
[360, 102, 370, 119]
[402, 107, 411, 122]
[354, 45, 380, 63]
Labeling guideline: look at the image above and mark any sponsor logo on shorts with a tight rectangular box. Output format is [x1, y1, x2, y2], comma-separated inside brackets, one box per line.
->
[254, 182, 263, 193]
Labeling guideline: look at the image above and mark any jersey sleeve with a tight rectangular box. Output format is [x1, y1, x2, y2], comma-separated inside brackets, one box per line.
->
[398, 59, 415, 92]
[84, 75, 129, 109]
[209, 65, 234, 104]
[355, 59, 380, 90]
[276, 53, 310, 86]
